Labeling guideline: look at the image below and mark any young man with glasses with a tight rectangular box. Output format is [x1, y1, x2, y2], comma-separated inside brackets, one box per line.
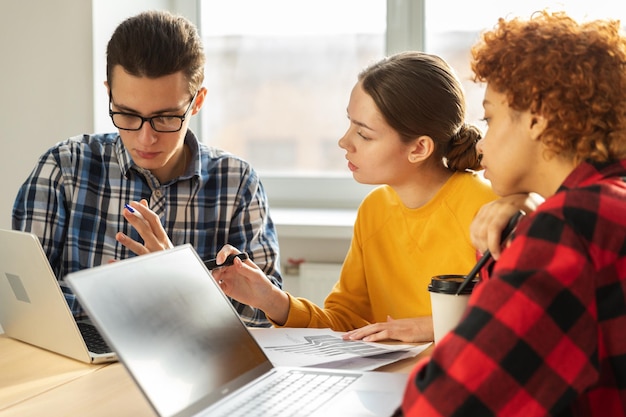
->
[12, 10, 282, 327]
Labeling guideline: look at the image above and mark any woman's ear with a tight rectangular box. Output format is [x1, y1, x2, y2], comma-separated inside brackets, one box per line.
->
[408, 135, 435, 163]
[529, 113, 548, 141]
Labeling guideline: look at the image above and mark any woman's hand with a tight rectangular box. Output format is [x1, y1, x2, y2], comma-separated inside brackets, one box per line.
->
[342, 316, 434, 343]
[212, 245, 290, 325]
[116, 199, 174, 255]
[470, 193, 543, 259]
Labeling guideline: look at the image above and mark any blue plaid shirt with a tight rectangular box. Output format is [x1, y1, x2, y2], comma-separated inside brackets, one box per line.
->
[12, 130, 281, 327]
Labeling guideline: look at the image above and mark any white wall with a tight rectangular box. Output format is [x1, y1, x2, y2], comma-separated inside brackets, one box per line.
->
[0, 0, 94, 229]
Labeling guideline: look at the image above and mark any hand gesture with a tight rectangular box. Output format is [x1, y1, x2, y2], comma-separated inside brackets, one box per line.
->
[116, 199, 174, 255]
[212, 245, 290, 325]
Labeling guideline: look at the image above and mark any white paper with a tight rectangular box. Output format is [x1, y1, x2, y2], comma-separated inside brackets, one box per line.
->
[250, 327, 431, 371]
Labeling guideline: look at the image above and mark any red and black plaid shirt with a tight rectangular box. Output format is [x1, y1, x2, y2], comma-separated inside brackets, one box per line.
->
[403, 160, 626, 417]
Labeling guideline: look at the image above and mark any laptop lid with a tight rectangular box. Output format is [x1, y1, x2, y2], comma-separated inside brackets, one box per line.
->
[0, 229, 116, 364]
[67, 245, 408, 417]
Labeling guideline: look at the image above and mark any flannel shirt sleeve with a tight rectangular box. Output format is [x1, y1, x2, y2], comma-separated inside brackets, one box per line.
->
[219, 163, 282, 328]
[12, 147, 69, 275]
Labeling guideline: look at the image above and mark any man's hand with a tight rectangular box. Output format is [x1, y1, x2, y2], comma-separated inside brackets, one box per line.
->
[115, 199, 174, 255]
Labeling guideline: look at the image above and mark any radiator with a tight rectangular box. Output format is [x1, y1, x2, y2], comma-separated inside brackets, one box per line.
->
[282, 262, 342, 306]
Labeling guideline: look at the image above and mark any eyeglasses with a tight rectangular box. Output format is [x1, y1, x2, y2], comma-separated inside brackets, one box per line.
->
[108, 92, 197, 133]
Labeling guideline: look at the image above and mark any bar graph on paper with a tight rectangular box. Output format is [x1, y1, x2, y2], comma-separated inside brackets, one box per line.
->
[264, 335, 392, 357]
[250, 328, 431, 370]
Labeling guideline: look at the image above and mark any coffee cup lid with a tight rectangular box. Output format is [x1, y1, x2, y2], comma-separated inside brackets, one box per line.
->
[428, 274, 477, 295]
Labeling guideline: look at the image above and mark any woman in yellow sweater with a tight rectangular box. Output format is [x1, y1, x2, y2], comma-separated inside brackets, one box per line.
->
[214, 51, 497, 343]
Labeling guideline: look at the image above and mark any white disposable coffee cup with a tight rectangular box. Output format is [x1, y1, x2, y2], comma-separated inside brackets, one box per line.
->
[428, 275, 477, 344]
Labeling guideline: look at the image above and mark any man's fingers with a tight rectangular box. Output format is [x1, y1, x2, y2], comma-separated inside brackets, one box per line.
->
[115, 232, 149, 255]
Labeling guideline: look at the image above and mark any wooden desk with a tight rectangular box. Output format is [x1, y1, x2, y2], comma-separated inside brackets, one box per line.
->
[0, 336, 105, 411]
[1, 363, 155, 417]
[0, 334, 431, 416]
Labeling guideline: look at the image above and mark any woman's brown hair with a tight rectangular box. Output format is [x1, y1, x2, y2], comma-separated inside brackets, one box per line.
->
[359, 51, 482, 172]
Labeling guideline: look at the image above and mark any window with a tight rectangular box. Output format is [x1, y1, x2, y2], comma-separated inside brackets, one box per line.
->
[199, 0, 390, 207]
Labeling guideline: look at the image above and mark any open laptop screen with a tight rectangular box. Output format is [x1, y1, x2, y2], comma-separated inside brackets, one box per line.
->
[67, 245, 271, 416]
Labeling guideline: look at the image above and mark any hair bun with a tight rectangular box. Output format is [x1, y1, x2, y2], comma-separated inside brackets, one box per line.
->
[446, 123, 483, 171]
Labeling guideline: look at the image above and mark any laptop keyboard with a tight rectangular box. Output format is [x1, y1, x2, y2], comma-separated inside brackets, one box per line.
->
[77, 322, 112, 354]
[209, 370, 359, 417]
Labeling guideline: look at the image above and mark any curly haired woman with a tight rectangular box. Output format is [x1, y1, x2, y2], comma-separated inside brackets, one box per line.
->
[402, 10, 626, 417]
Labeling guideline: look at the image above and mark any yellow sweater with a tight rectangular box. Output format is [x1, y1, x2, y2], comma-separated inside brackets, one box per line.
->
[281, 172, 497, 330]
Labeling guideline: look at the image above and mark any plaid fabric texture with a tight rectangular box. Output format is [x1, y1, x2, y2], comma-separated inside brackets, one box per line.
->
[403, 160, 626, 416]
[13, 131, 281, 327]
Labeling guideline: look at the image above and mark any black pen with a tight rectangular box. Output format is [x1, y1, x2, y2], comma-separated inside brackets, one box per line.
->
[455, 210, 524, 295]
[204, 253, 249, 270]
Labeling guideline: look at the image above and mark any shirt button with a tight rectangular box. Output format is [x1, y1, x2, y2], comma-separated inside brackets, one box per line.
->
[154, 190, 162, 198]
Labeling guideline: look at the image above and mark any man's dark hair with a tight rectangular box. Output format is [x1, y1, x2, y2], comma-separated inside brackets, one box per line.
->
[106, 10, 205, 95]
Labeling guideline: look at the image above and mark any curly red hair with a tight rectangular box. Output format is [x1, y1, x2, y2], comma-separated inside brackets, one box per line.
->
[471, 11, 626, 163]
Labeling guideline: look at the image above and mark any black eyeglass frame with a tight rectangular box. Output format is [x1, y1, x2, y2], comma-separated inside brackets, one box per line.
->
[108, 91, 198, 133]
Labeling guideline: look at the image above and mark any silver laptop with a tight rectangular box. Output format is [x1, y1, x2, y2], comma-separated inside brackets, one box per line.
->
[66, 244, 408, 417]
[0, 229, 116, 364]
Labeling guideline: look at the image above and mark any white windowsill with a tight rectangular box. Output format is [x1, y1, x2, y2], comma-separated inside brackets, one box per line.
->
[271, 208, 356, 240]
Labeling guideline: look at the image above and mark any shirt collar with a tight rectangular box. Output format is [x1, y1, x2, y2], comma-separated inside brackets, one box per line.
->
[559, 159, 626, 192]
